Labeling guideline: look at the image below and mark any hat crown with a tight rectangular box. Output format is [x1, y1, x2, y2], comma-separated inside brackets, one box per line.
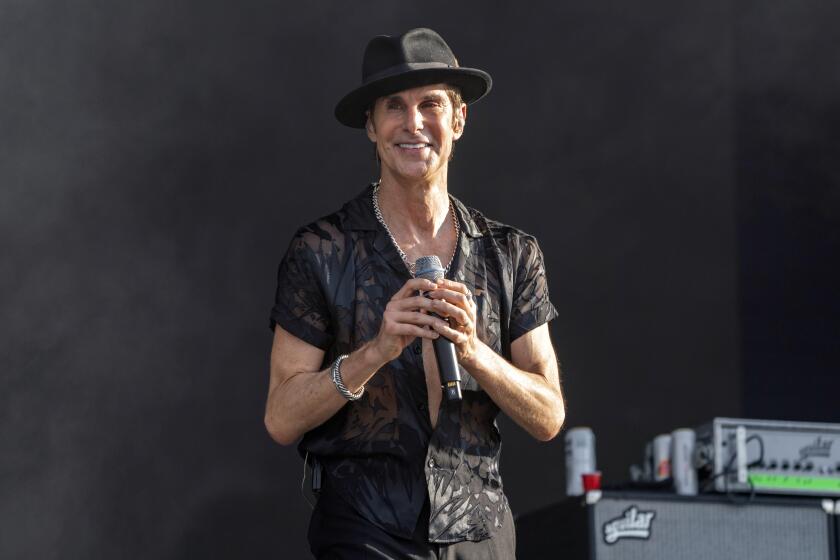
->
[362, 28, 456, 82]
[335, 27, 491, 128]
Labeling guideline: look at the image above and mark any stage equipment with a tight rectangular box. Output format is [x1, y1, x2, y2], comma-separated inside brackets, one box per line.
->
[696, 417, 840, 497]
[516, 491, 838, 560]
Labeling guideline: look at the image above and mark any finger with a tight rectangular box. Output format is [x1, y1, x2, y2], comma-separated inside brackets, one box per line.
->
[428, 299, 471, 325]
[390, 323, 440, 339]
[418, 328, 441, 339]
[427, 288, 471, 309]
[388, 295, 436, 313]
[430, 321, 469, 343]
[436, 279, 470, 295]
[436, 280, 476, 308]
[392, 278, 438, 300]
[388, 311, 449, 330]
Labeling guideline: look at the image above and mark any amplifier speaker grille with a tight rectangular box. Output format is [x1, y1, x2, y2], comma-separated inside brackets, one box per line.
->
[517, 492, 836, 560]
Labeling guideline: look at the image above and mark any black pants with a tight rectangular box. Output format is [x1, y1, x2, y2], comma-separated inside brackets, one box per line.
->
[307, 491, 516, 559]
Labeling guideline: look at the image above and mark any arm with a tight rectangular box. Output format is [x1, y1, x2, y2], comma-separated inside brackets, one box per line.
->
[264, 326, 383, 446]
[264, 277, 445, 446]
[463, 324, 564, 441]
[426, 279, 565, 441]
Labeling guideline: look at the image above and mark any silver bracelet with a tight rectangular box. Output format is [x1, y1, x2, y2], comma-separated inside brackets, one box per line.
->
[330, 354, 364, 401]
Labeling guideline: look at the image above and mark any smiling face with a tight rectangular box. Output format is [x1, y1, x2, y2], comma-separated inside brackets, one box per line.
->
[365, 83, 467, 182]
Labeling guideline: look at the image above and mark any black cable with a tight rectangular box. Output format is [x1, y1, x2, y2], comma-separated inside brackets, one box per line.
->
[300, 451, 316, 510]
[701, 434, 763, 505]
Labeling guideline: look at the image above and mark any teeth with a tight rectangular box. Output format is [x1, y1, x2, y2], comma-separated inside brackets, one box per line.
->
[398, 143, 428, 148]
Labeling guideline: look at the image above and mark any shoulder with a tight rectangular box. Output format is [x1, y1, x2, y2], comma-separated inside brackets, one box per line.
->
[284, 215, 345, 270]
[293, 211, 345, 247]
[286, 187, 370, 261]
[461, 203, 543, 256]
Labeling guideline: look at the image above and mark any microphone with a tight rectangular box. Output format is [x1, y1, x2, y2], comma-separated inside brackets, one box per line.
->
[414, 256, 462, 401]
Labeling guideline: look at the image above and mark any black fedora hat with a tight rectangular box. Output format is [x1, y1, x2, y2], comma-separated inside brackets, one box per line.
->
[334, 28, 492, 128]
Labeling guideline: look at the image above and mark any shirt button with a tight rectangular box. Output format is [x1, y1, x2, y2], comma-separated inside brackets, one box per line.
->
[413, 343, 422, 355]
[428, 459, 435, 468]
[417, 403, 427, 412]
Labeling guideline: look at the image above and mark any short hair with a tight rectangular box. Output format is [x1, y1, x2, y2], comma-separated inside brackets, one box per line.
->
[444, 87, 464, 131]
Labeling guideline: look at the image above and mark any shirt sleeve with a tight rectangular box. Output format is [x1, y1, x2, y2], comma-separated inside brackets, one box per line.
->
[509, 234, 559, 342]
[268, 228, 334, 351]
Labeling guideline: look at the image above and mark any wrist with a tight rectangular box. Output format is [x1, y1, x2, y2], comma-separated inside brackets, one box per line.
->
[331, 354, 363, 400]
[359, 340, 389, 373]
[460, 338, 487, 372]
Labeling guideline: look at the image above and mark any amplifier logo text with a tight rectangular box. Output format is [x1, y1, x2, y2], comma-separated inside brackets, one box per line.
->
[603, 506, 656, 544]
[800, 437, 833, 460]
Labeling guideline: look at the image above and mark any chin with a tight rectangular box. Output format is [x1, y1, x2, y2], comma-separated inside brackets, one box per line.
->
[393, 163, 432, 179]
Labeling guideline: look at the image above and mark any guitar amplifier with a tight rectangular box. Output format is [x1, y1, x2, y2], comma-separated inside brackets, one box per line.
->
[516, 491, 837, 559]
[695, 418, 840, 497]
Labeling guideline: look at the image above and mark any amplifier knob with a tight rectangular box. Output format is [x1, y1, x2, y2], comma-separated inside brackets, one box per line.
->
[781, 461, 790, 470]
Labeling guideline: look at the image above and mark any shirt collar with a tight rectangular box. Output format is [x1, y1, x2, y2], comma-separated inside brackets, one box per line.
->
[343, 183, 484, 239]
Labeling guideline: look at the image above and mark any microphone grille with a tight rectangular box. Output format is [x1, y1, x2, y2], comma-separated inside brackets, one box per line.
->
[414, 255, 444, 281]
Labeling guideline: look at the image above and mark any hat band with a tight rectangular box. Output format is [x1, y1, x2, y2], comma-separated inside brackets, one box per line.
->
[363, 61, 456, 85]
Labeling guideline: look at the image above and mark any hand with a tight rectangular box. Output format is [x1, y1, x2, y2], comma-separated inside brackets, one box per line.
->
[426, 279, 479, 365]
[370, 277, 448, 364]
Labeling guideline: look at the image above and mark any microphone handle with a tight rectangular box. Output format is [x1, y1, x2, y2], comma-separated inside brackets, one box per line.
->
[430, 312, 462, 401]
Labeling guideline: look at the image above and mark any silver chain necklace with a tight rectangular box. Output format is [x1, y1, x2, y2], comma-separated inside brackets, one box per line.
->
[371, 182, 460, 277]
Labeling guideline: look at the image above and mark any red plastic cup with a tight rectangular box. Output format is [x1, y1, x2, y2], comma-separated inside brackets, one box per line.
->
[582, 471, 602, 492]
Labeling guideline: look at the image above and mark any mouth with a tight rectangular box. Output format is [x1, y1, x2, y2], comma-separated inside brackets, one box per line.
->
[396, 142, 432, 150]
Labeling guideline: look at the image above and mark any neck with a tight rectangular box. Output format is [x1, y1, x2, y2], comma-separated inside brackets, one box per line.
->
[376, 168, 451, 241]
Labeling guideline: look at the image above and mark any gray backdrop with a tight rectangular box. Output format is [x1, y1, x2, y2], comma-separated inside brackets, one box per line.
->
[2, 1, 838, 558]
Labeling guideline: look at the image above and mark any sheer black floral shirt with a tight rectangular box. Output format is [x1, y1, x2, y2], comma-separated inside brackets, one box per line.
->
[269, 184, 558, 543]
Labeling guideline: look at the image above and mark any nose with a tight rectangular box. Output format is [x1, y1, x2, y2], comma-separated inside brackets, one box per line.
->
[403, 104, 424, 133]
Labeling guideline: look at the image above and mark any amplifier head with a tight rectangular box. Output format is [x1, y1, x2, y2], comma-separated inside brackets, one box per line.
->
[696, 418, 840, 497]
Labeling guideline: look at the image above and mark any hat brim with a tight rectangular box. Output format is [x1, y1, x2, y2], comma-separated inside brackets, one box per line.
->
[334, 66, 492, 128]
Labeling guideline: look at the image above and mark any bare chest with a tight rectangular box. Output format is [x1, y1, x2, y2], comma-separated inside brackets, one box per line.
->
[400, 234, 458, 273]
[421, 337, 443, 429]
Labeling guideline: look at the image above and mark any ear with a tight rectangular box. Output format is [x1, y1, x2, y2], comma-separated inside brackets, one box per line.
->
[453, 103, 467, 140]
[365, 109, 377, 143]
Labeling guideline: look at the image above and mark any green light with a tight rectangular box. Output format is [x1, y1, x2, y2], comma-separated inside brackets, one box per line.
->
[748, 473, 840, 492]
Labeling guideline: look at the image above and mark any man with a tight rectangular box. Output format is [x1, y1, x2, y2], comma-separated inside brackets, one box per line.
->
[265, 28, 565, 558]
